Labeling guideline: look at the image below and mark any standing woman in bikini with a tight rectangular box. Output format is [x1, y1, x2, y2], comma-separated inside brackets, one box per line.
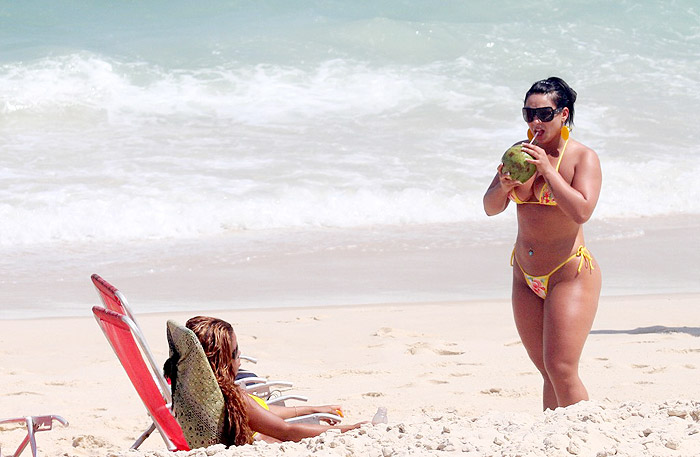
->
[483, 77, 602, 410]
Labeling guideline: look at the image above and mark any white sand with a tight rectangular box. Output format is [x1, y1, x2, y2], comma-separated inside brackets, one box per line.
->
[2, 293, 700, 456]
[154, 400, 700, 457]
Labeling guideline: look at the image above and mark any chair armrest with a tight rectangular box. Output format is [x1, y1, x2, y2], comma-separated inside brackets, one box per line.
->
[238, 380, 295, 398]
[265, 394, 309, 406]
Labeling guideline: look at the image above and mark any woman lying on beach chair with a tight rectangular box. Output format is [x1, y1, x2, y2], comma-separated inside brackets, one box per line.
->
[164, 316, 365, 447]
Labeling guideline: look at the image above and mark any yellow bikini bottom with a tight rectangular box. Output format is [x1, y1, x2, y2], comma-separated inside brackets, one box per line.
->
[511, 246, 594, 299]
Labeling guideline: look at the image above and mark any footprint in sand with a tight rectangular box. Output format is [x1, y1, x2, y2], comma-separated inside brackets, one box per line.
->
[362, 392, 384, 398]
[406, 342, 464, 356]
[339, 369, 381, 375]
[374, 327, 426, 339]
[373, 327, 395, 338]
[317, 368, 381, 379]
[663, 348, 700, 354]
[46, 380, 75, 387]
[5, 391, 42, 397]
[516, 371, 537, 376]
[72, 435, 110, 449]
[482, 387, 503, 395]
[449, 372, 473, 378]
[480, 387, 528, 398]
[406, 342, 430, 355]
[631, 363, 667, 374]
[282, 316, 324, 323]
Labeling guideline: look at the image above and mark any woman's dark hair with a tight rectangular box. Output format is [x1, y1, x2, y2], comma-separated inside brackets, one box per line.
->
[524, 77, 577, 126]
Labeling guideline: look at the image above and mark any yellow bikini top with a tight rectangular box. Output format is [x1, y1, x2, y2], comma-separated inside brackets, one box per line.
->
[509, 137, 569, 206]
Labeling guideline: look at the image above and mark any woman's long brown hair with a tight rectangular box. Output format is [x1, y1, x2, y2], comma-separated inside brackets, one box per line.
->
[186, 316, 254, 446]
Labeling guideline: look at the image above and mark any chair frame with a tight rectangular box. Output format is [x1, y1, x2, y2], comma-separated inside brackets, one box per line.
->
[0, 415, 68, 457]
[235, 377, 309, 405]
[92, 274, 184, 448]
[92, 305, 189, 451]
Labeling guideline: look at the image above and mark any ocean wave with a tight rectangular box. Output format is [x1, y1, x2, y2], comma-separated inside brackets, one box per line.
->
[0, 186, 486, 247]
[0, 165, 698, 248]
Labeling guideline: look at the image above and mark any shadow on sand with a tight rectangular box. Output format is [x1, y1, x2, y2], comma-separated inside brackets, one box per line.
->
[591, 326, 700, 337]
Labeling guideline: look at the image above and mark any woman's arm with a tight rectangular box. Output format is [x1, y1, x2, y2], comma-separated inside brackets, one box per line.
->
[483, 163, 524, 216]
[267, 404, 343, 423]
[245, 396, 361, 442]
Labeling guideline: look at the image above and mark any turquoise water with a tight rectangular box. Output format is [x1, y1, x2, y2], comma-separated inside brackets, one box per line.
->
[1, 0, 699, 317]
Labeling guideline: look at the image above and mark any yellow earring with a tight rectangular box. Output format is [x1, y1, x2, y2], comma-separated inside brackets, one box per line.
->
[561, 125, 570, 140]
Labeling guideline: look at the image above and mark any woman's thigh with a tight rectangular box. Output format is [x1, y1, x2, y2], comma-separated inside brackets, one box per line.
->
[542, 261, 602, 369]
[511, 269, 547, 369]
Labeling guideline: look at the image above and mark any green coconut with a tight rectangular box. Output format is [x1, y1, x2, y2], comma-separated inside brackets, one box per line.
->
[501, 144, 536, 183]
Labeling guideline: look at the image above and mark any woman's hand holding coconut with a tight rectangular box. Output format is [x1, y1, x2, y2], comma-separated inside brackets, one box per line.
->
[496, 162, 525, 191]
[520, 142, 556, 181]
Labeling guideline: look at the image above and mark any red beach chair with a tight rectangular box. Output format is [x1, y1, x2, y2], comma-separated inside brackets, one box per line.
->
[91, 273, 136, 321]
[92, 306, 189, 451]
[90, 274, 295, 401]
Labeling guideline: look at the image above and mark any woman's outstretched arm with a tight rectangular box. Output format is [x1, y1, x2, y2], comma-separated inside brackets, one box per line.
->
[267, 403, 343, 423]
[245, 395, 363, 442]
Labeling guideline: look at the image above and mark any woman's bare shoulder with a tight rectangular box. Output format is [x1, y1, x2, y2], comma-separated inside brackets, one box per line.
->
[568, 140, 600, 165]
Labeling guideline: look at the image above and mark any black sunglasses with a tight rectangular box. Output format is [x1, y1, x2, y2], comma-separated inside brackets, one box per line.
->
[232, 344, 239, 360]
[522, 106, 562, 123]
